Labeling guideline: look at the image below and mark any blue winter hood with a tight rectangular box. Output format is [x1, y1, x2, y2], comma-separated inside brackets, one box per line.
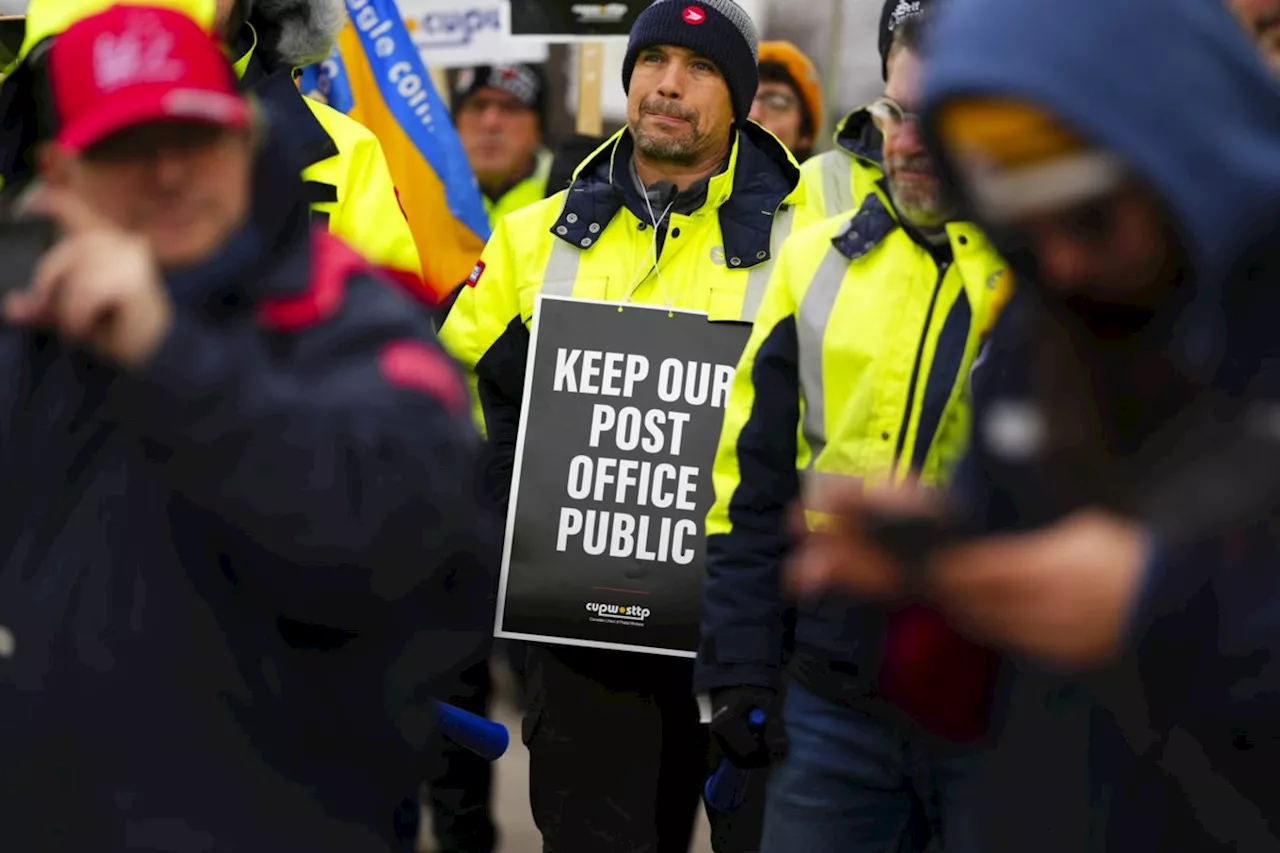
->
[921, 0, 1280, 373]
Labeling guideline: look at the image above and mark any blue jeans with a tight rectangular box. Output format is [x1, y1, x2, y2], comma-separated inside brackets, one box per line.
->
[760, 683, 981, 853]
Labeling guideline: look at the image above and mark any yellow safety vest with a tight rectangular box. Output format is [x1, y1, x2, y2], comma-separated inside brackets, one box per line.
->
[708, 192, 1014, 547]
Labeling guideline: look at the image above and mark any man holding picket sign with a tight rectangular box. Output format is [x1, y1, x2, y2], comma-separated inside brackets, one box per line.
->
[439, 1, 810, 850]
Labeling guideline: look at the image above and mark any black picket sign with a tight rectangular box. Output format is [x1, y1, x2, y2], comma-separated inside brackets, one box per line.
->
[496, 296, 751, 656]
[509, 0, 648, 38]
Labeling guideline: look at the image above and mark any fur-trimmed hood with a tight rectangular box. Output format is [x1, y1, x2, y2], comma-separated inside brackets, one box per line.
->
[248, 0, 345, 68]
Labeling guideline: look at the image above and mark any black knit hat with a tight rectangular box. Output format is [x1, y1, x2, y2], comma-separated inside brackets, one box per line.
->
[879, 0, 930, 80]
[623, 0, 759, 126]
[452, 64, 548, 121]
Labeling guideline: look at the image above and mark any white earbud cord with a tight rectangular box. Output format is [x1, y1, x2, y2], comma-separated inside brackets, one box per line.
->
[621, 190, 676, 310]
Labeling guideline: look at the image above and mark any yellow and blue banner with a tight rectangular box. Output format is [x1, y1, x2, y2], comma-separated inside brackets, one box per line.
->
[302, 0, 490, 300]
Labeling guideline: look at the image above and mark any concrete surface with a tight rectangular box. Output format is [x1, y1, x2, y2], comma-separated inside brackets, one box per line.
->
[418, 666, 713, 853]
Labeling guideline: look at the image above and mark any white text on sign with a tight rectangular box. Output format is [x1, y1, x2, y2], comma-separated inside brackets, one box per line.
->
[549, 346, 735, 569]
[553, 349, 734, 407]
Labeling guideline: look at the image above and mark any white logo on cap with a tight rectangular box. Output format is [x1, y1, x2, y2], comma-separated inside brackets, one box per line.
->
[93, 11, 185, 92]
[889, 0, 922, 30]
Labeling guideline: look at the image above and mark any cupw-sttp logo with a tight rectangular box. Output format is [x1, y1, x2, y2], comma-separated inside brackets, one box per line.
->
[586, 602, 651, 627]
[682, 6, 706, 24]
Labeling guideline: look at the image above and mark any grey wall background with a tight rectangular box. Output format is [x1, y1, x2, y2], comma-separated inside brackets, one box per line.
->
[772, 0, 885, 131]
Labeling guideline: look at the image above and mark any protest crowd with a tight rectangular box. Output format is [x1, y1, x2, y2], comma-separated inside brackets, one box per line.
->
[2, 0, 1280, 851]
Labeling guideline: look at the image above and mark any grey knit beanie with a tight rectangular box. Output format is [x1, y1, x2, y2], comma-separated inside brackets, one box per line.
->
[622, 0, 759, 125]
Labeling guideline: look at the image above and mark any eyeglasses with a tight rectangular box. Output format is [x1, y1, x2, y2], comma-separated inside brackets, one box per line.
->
[867, 97, 921, 132]
[753, 91, 800, 114]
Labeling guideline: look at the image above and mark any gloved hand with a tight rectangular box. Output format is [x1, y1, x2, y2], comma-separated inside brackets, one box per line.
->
[709, 686, 786, 769]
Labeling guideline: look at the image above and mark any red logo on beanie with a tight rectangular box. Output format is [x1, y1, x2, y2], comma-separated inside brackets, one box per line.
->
[682, 5, 706, 24]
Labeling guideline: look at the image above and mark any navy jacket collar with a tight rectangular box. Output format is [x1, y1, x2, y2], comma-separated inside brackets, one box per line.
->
[834, 108, 883, 165]
[235, 28, 337, 171]
[550, 122, 800, 269]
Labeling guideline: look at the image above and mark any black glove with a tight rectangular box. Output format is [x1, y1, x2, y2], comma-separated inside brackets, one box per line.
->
[709, 687, 786, 770]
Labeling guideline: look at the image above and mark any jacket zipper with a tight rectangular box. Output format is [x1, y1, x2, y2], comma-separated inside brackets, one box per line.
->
[891, 260, 949, 478]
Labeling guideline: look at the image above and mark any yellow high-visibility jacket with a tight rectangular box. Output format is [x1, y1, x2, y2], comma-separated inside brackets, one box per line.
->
[440, 122, 815, 507]
[233, 27, 423, 281]
[484, 149, 554, 227]
[695, 193, 1014, 692]
[799, 108, 889, 222]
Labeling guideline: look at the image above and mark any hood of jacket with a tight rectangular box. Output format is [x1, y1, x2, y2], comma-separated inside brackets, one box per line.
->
[922, 0, 1280, 376]
[246, 0, 344, 69]
[832, 107, 883, 168]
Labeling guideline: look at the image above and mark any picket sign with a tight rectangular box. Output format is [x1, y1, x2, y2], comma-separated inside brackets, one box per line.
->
[495, 297, 751, 657]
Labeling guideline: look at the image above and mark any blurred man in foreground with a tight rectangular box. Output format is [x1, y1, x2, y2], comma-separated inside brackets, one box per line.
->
[0, 0, 422, 286]
[0, 6, 495, 851]
[1230, 0, 1280, 73]
[789, 0, 1280, 848]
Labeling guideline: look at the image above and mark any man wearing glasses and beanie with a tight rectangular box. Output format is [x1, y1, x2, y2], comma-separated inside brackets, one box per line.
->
[799, 0, 934, 221]
[751, 41, 823, 161]
[700, 6, 1006, 852]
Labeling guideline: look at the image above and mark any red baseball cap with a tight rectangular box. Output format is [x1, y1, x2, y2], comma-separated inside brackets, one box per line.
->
[46, 4, 251, 152]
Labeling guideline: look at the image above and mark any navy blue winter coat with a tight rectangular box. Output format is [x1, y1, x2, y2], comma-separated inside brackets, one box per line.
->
[923, 0, 1280, 848]
[0, 131, 497, 851]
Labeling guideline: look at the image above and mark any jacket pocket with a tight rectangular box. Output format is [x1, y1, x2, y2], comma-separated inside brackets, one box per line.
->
[707, 283, 748, 322]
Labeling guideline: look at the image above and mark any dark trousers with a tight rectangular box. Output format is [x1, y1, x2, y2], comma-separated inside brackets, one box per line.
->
[760, 683, 980, 853]
[524, 644, 767, 853]
[425, 659, 497, 853]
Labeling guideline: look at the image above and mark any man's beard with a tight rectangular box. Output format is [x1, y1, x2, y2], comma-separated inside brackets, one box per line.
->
[886, 154, 955, 229]
[631, 98, 705, 165]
